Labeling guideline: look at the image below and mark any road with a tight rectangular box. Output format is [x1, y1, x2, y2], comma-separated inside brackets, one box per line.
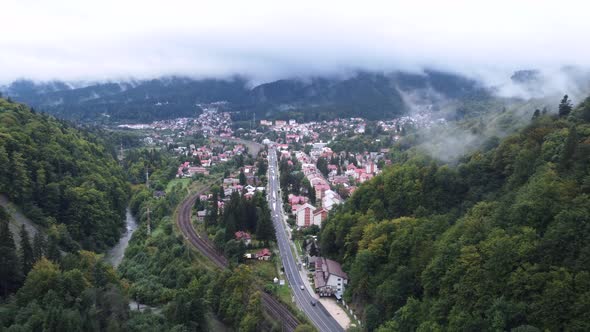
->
[267, 147, 345, 332]
[175, 182, 300, 331]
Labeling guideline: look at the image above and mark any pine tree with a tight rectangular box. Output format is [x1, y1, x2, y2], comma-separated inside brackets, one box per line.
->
[10, 151, 31, 204]
[0, 220, 22, 296]
[239, 170, 247, 186]
[559, 125, 578, 171]
[33, 231, 47, 261]
[255, 207, 274, 244]
[0, 145, 9, 192]
[19, 225, 34, 276]
[46, 235, 61, 263]
[559, 94, 573, 118]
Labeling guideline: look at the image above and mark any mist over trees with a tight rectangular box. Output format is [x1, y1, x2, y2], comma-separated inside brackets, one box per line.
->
[320, 96, 590, 331]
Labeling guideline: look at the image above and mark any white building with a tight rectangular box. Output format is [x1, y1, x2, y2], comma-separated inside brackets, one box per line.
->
[313, 257, 348, 299]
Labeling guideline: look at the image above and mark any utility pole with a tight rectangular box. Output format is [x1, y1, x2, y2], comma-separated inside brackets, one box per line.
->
[145, 167, 150, 189]
[146, 206, 151, 235]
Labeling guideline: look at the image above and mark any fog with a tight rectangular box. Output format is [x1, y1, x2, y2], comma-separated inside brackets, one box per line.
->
[1, 0, 590, 89]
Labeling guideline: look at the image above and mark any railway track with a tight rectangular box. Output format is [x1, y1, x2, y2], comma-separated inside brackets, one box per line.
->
[176, 188, 300, 331]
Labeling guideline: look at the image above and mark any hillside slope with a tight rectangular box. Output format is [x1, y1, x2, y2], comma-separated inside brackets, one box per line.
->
[320, 96, 590, 331]
[0, 98, 129, 251]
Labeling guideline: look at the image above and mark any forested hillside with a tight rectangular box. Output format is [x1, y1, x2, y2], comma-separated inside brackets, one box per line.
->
[0, 97, 129, 251]
[321, 96, 590, 331]
[3, 70, 489, 123]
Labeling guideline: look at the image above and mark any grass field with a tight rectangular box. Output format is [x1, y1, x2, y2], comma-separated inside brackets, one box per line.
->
[166, 178, 191, 193]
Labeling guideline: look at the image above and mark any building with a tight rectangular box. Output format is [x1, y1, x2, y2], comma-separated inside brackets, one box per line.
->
[256, 248, 272, 261]
[296, 203, 316, 228]
[235, 231, 251, 245]
[313, 208, 328, 226]
[295, 203, 326, 228]
[313, 257, 348, 299]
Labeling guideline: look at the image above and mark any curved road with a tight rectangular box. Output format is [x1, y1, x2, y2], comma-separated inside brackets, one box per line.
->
[175, 184, 300, 331]
[268, 147, 345, 332]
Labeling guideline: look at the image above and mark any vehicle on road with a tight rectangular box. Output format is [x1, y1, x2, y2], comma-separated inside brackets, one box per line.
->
[311, 300, 317, 306]
[300, 285, 305, 290]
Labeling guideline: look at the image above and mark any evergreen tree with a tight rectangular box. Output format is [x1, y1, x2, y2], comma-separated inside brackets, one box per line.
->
[559, 94, 573, 118]
[239, 170, 247, 185]
[0, 145, 9, 192]
[559, 125, 578, 170]
[10, 151, 31, 204]
[532, 109, 541, 119]
[255, 207, 274, 244]
[33, 231, 47, 261]
[19, 225, 34, 276]
[46, 235, 61, 263]
[0, 220, 22, 296]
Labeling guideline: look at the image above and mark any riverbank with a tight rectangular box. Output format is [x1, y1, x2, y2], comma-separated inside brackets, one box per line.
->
[106, 208, 137, 267]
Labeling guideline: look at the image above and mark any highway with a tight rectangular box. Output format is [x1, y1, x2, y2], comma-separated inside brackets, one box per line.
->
[267, 147, 344, 332]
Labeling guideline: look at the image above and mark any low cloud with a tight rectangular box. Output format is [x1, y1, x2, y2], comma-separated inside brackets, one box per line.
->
[1, 0, 590, 86]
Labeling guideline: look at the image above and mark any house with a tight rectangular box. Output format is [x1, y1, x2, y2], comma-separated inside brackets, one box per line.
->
[256, 248, 272, 261]
[313, 257, 348, 299]
[235, 231, 252, 245]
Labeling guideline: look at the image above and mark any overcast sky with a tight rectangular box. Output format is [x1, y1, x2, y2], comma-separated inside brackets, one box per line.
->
[1, 0, 589, 84]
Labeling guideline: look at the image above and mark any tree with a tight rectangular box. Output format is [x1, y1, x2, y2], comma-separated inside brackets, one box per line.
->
[559, 94, 573, 118]
[19, 225, 34, 276]
[46, 234, 61, 263]
[532, 109, 541, 119]
[0, 220, 22, 296]
[317, 157, 329, 177]
[10, 151, 31, 204]
[309, 241, 319, 257]
[239, 170, 247, 185]
[33, 231, 47, 262]
[255, 207, 275, 244]
[559, 126, 578, 171]
[0, 145, 9, 192]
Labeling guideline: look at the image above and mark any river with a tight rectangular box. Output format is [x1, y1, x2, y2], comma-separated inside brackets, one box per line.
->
[106, 208, 138, 267]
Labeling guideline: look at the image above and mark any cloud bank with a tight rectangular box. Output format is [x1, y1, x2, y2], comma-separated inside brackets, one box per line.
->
[1, 0, 590, 85]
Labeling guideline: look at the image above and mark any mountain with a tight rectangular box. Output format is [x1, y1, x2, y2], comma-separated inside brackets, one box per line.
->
[320, 96, 590, 331]
[1, 70, 490, 123]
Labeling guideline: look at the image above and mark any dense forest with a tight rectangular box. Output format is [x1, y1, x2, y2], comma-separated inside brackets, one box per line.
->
[0, 97, 129, 251]
[321, 95, 590, 331]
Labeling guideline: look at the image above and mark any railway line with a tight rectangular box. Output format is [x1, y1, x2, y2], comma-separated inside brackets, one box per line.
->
[176, 186, 300, 331]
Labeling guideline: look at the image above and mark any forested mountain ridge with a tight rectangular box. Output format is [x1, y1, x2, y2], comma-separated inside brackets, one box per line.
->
[2, 70, 489, 123]
[0, 97, 129, 251]
[320, 95, 590, 331]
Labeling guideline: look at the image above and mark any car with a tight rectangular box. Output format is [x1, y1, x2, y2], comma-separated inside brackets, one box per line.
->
[300, 285, 305, 290]
[310, 300, 317, 306]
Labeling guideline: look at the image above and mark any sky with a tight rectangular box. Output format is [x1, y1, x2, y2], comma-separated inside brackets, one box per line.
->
[1, 0, 590, 84]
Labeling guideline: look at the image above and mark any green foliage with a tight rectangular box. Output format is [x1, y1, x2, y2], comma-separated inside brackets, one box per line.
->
[321, 105, 590, 331]
[1, 253, 129, 331]
[19, 225, 34, 276]
[0, 219, 22, 297]
[0, 98, 129, 251]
